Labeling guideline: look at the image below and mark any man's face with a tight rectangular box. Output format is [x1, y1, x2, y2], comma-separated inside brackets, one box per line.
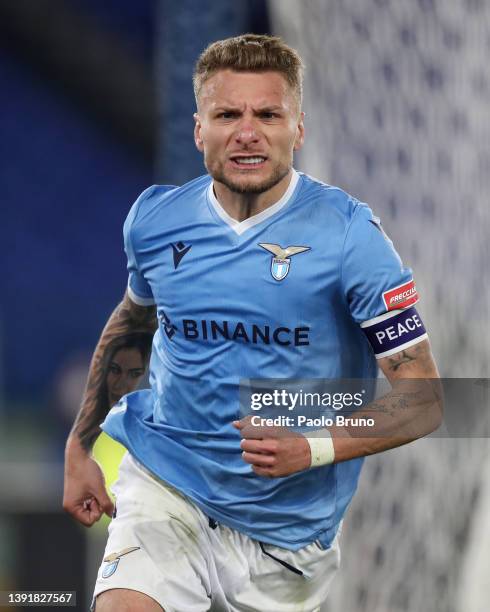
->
[194, 70, 304, 194]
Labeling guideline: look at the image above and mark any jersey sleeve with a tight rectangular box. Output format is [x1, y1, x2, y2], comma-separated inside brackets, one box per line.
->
[123, 186, 157, 306]
[341, 203, 427, 358]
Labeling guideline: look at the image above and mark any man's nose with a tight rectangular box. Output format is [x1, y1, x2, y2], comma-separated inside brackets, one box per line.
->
[235, 121, 260, 145]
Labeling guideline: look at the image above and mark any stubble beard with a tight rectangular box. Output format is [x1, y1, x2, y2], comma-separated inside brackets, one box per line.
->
[205, 158, 291, 195]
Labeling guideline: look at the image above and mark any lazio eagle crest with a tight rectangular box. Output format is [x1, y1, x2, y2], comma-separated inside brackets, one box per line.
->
[102, 546, 140, 578]
[259, 243, 310, 281]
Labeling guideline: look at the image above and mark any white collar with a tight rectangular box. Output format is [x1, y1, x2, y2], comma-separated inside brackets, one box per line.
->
[207, 169, 299, 236]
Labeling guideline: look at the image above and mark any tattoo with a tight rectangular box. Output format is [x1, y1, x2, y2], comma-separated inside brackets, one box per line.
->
[364, 387, 432, 423]
[387, 349, 415, 372]
[389, 389, 424, 408]
[336, 339, 441, 449]
[71, 292, 157, 451]
[384, 341, 439, 380]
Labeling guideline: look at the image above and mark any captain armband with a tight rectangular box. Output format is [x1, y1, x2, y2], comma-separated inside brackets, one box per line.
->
[361, 306, 428, 359]
[306, 430, 335, 468]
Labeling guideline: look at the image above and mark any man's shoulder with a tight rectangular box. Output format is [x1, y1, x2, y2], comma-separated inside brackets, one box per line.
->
[131, 175, 211, 224]
[298, 172, 363, 223]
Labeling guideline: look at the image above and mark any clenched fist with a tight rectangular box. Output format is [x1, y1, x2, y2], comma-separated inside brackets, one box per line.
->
[63, 437, 114, 526]
[233, 417, 311, 478]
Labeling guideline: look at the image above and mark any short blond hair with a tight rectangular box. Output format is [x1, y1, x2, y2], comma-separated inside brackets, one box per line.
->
[193, 34, 304, 105]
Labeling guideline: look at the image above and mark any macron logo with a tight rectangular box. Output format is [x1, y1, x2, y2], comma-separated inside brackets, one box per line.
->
[172, 242, 192, 269]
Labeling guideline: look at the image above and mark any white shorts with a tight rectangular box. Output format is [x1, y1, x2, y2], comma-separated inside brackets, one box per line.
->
[92, 453, 340, 612]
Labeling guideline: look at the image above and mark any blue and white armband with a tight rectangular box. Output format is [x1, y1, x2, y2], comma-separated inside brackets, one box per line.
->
[361, 306, 428, 358]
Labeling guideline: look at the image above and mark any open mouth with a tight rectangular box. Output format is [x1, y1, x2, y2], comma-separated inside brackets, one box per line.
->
[230, 156, 267, 168]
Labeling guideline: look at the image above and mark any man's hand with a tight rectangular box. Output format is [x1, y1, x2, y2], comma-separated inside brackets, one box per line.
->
[233, 418, 311, 478]
[63, 438, 114, 526]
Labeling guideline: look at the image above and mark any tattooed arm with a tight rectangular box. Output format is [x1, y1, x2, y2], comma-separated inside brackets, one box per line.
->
[63, 291, 157, 525]
[329, 338, 442, 463]
[70, 291, 157, 450]
[236, 339, 442, 477]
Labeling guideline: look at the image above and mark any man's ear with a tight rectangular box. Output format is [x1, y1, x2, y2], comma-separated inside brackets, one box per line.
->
[294, 111, 305, 151]
[194, 113, 204, 152]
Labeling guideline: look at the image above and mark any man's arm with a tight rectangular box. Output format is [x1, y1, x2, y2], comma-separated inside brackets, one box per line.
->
[63, 291, 157, 525]
[328, 338, 441, 463]
[70, 291, 157, 451]
[235, 339, 442, 477]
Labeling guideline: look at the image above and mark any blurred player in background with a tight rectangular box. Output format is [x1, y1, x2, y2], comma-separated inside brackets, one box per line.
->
[63, 34, 441, 611]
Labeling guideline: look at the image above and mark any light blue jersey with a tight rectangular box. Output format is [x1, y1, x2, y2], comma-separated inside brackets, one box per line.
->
[102, 170, 415, 550]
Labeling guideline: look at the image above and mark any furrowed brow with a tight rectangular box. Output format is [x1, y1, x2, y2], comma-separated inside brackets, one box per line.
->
[254, 105, 283, 113]
[213, 105, 243, 113]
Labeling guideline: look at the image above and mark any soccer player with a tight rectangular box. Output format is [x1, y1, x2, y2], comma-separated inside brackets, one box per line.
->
[63, 34, 441, 611]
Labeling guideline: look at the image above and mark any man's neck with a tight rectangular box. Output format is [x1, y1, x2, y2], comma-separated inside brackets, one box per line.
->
[213, 170, 293, 222]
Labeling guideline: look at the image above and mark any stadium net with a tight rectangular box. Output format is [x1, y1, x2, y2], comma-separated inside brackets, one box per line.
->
[269, 1, 490, 610]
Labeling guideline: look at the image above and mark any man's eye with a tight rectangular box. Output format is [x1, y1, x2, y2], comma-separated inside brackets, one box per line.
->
[218, 112, 237, 119]
[261, 112, 279, 119]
